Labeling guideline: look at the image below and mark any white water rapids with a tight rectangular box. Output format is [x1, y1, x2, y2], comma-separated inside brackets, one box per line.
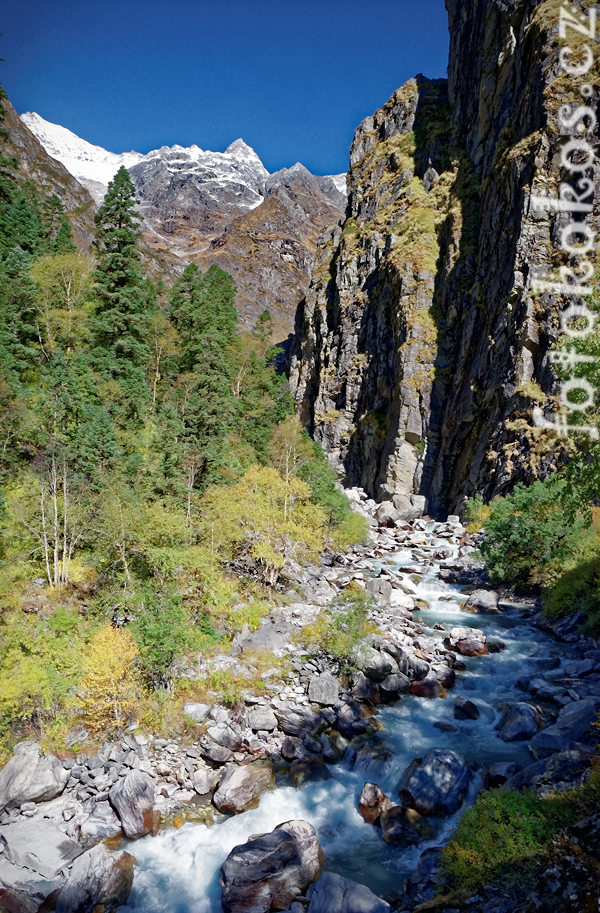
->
[118, 527, 571, 912]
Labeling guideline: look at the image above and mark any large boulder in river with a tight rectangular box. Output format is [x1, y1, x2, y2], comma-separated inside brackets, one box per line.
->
[56, 843, 135, 913]
[445, 626, 488, 656]
[380, 806, 435, 844]
[351, 643, 398, 682]
[400, 748, 471, 816]
[108, 769, 155, 838]
[306, 871, 390, 913]
[357, 782, 392, 825]
[219, 819, 322, 913]
[462, 589, 500, 614]
[0, 741, 68, 811]
[496, 702, 542, 741]
[0, 817, 82, 879]
[213, 761, 275, 814]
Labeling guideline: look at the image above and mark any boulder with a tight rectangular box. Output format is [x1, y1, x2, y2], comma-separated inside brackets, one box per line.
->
[108, 769, 155, 838]
[375, 502, 399, 527]
[219, 819, 321, 913]
[453, 697, 480, 720]
[379, 671, 411, 700]
[0, 742, 69, 812]
[289, 758, 330, 787]
[213, 761, 275, 814]
[496, 702, 542, 741]
[486, 761, 519, 788]
[0, 818, 82, 878]
[462, 589, 500, 614]
[306, 871, 390, 913]
[445, 626, 488, 656]
[79, 800, 122, 846]
[365, 577, 393, 602]
[410, 677, 445, 699]
[382, 644, 429, 681]
[352, 643, 397, 682]
[308, 672, 340, 706]
[55, 844, 135, 913]
[207, 723, 243, 751]
[529, 698, 600, 759]
[182, 702, 211, 723]
[380, 806, 435, 844]
[192, 768, 212, 795]
[400, 748, 471, 816]
[246, 704, 278, 732]
[357, 782, 392, 825]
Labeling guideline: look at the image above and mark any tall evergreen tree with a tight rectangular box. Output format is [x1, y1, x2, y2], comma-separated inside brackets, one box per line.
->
[89, 166, 152, 420]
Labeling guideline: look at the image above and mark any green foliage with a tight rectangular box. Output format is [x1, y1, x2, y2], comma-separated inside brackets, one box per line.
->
[198, 464, 326, 585]
[133, 588, 191, 688]
[462, 494, 491, 533]
[545, 550, 600, 635]
[480, 478, 589, 589]
[299, 583, 377, 666]
[89, 166, 152, 421]
[441, 789, 575, 896]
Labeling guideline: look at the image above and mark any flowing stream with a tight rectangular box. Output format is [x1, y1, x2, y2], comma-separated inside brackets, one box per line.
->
[119, 527, 572, 912]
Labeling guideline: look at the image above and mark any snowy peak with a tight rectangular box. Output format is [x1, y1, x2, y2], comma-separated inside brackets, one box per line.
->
[21, 113, 270, 208]
[20, 112, 143, 204]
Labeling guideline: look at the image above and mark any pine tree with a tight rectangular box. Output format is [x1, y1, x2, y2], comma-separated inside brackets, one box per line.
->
[89, 166, 152, 419]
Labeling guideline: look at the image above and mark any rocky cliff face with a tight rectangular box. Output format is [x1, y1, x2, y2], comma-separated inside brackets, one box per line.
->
[23, 114, 346, 337]
[290, 0, 600, 516]
[3, 100, 95, 247]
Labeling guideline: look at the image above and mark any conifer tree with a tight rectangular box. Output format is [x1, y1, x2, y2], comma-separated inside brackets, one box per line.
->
[89, 166, 152, 419]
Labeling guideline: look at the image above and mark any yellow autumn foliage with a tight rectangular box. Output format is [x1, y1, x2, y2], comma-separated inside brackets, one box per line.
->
[76, 625, 141, 732]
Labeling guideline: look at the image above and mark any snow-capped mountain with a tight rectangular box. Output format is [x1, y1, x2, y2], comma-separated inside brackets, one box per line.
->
[21, 111, 347, 335]
[20, 112, 144, 204]
[21, 113, 344, 209]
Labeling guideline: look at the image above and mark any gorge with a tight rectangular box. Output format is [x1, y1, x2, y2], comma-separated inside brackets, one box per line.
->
[0, 0, 598, 911]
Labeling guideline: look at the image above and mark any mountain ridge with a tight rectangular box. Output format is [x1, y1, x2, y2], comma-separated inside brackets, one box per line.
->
[23, 111, 347, 336]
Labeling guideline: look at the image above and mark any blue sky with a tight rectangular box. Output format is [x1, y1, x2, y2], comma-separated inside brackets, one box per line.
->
[1, 1, 449, 175]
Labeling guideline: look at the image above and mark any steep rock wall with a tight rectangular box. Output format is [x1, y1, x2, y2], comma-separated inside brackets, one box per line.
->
[291, 0, 600, 515]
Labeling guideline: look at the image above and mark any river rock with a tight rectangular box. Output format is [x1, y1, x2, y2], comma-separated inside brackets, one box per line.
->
[245, 704, 278, 732]
[108, 769, 155, 838]
[357, 782, 392, 825]
[486, 761, 519, 788]
[352, 643, 397, 682]
[213, 761, 275, 813]
[445, 626, 488, 656]
[365, 576, 393, 602]
[462, 589, 500, 614]
[289, 758, 330, 787]
[0, 742, 69, 812]
[79, 800, 122, 845]
[400, 748, 471, 816]
[219, 819, 322, 913]
[529, 697, 600, 759]
[410, 676, 445, 699]
[306, 871, 390, 913]
[496, 702, 542, 741]
[454, 697, 479, 720]
[55, 844, 135, 913]
[0, 817, 82, 878]
[379, 671, 411, 700]
[183, 702, 211, 723]
[380, 806, 435, 844]
[308, 672, 340, 706]
[375, 502, 399, 527]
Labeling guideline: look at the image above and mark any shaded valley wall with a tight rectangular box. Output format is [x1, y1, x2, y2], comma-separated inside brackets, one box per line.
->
[290, 0, 600, 515]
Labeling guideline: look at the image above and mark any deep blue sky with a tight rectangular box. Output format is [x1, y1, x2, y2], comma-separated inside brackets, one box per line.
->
[1, 1, 449, 175]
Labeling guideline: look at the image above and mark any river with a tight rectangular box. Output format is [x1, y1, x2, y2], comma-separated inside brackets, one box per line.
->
[118, 524, 572, 912]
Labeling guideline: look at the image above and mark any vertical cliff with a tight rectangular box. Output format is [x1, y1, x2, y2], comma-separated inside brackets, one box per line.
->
[290, 0, 600, 516]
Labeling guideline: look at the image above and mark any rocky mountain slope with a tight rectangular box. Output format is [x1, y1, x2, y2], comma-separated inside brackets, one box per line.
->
[290, 0, 600, 515]
[22, 113, 346, 336]
[2, 99, 96, 246]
